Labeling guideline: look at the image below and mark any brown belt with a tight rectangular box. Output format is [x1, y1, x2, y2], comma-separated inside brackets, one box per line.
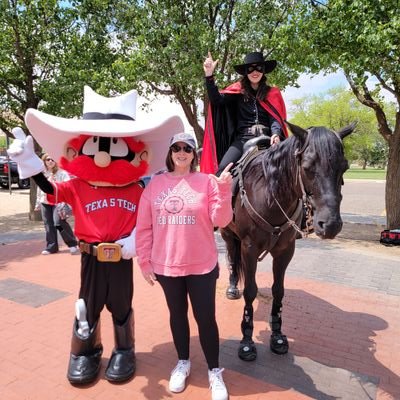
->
[79, 241, 122, 262]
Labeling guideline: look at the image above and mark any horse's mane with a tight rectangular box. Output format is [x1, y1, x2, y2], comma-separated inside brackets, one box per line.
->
[245, 127, 343, 206]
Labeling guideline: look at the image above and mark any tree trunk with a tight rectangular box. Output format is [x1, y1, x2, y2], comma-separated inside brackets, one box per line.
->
[385, 128, 400, 229]
[29, 180, 42, 221]
[27, 138, 43, 221]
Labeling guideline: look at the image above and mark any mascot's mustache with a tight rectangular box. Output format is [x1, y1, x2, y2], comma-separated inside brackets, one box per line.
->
[60, 155, 149, 185]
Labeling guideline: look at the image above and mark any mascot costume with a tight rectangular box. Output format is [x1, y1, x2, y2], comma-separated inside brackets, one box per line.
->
[8, 86, 184, 384]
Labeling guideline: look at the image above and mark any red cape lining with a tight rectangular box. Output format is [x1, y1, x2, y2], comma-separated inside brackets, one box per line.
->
[200, 82, 287, 174]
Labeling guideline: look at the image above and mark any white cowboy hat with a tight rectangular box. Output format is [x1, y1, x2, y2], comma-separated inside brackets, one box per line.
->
[25, 86, 185, 176]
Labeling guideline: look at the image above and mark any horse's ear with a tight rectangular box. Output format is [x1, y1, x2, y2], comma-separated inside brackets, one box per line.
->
[285, 120, 308, 140]
[338, 121, 357, 139]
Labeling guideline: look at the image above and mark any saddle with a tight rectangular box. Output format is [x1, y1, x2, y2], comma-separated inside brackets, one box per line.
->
[231, 135, 271, 198]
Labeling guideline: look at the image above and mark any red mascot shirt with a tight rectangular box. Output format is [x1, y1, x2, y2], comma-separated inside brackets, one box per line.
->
[49, 179, 143, 243]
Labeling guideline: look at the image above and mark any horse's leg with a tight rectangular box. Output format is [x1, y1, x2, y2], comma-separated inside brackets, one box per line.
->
[221, 228, 241, 300]
[237, 240, 258, 361]
[227, 262, 240, 299]
[269, 241, 295, 355]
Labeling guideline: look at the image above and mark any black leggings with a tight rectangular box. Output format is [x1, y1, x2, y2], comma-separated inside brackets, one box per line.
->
[156, 266, 220, 370]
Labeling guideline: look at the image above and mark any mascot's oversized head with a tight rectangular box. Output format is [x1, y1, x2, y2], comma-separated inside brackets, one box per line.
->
[25, 86, 184, 186]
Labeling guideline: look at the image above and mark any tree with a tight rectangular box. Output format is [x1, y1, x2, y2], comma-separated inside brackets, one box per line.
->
[290, 86, 391, 168]
[0, 0, 118, 219]
[369, 141, 388, 169]
[281, 0, 400, 228]
[111, 0, 300, 145]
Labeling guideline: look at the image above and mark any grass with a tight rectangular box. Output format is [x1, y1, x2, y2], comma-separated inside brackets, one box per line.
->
[344, 167, 386, 180]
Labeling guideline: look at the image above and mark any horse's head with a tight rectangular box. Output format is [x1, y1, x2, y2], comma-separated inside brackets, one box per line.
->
[287, 121, 356, 239]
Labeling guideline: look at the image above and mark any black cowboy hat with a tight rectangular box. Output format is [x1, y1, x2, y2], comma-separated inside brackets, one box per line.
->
[233, 52, 277, 75]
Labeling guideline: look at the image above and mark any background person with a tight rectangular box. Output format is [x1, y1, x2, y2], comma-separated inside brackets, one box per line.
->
[35, 153, 78, 255]
[136, 133, 232, 400]
[201, 51, 288, 175]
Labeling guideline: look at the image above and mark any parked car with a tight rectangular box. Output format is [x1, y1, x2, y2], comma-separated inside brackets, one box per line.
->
[0, 156, 30, 189]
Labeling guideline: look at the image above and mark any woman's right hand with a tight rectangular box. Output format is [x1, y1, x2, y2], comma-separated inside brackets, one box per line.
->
[141, 269, 157, 286]
[203, 51, 218, 77]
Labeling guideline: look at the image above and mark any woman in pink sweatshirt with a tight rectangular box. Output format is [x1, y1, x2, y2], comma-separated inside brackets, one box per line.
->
[136, 132, 233, 400]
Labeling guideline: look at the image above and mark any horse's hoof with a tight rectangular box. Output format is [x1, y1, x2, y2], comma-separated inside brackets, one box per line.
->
[226, 286, 241, 300]
[270, 333, 289, 355]
[238, 341, 257, 361]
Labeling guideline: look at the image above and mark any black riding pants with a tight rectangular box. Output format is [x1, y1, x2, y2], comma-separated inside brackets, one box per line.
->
[216, 134, 256, 176]
[156, 266, 220, 370]
[79, 253, 133, 327]
[216, 139, 244, 176]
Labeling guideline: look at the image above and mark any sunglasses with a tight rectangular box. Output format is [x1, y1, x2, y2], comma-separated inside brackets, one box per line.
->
[246, 64, 264, 74]
[170, 144, 193, 154]
[45, 158, 54, 162]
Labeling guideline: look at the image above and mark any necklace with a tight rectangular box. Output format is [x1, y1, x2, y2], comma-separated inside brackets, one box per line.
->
[253, 97, 259, 124]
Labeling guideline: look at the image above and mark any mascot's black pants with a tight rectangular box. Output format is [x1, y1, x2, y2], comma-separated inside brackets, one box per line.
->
[79, 253, 133, 326]
[67, 253, 135, 384]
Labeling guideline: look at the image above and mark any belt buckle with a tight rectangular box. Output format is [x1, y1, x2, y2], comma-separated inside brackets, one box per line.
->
[97, 243, 121, 262]
[250, 124, 265, 136]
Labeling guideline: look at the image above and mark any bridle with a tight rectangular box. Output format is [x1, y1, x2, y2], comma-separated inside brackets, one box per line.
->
[236, 131, 314, 242]
[292, 131, 314, 238]
[291, 128, 344, 238]
[236, 127, 343, 259]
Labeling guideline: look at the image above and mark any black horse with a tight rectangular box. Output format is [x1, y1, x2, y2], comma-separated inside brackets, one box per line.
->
[221, 121, 356, 361]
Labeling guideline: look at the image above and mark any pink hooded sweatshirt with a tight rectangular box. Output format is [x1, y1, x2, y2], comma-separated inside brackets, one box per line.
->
[136, 171, 233, 277]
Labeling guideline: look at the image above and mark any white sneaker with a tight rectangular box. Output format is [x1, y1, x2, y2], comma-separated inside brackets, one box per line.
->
[69, 246, 79, 254]
[41, 250, 50, 255]
[169, 360, 191, 393]
[208, 368, 228, 400]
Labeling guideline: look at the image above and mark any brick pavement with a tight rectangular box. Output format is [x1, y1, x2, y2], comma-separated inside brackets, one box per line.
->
[0, 182, 399, 400]
[0, 229, 399, 399]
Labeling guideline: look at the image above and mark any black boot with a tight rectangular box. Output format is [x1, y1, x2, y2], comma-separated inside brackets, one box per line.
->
[105, 309, 136, 382]
[67, 319, 103, 384]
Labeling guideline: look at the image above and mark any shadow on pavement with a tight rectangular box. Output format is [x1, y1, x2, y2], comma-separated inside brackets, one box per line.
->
[0, 240, 44, 267]
[221, 286, 397, 400]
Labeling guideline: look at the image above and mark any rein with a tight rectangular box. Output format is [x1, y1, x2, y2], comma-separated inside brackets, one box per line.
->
[237, 153, 304, 259]
[292, 132, 314, 239]
[292, 128, 343, 238]
[237, 132, 316, 258]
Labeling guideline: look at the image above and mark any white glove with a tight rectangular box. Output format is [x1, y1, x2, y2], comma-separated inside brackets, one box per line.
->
[7, 127, 44, 179]
[116, 227, 136, 260]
